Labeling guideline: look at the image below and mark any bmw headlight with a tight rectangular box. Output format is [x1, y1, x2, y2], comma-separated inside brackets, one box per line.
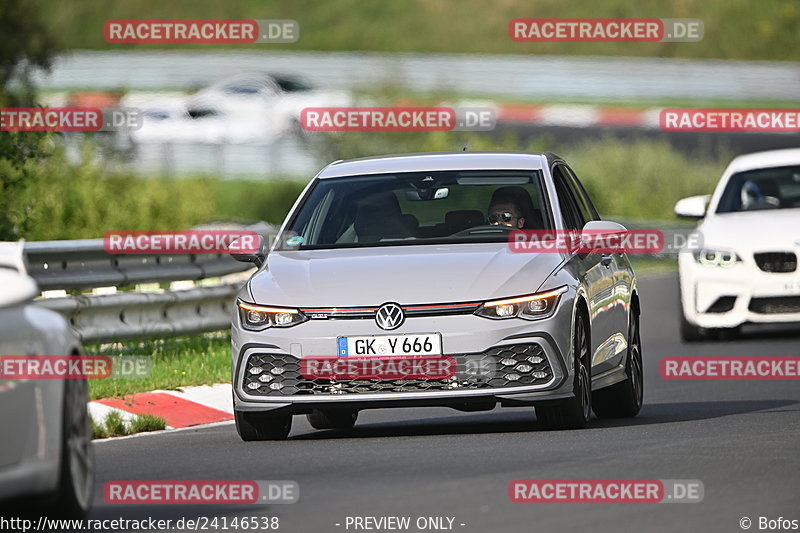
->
[237, 301, 308, 330]
[474, 286, 567, 321]
[694, 248, 741, 267]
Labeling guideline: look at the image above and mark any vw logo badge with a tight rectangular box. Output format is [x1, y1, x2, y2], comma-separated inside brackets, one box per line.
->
[375, 303, 404, 330]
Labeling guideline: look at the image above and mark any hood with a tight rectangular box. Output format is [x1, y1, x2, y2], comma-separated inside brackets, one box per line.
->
[247, 243, 564, 307]
[699, 208, 800, 252]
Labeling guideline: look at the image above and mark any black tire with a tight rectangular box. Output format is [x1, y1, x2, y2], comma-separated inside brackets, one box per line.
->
[235, 411, 292, 441]
[47, 378, 94, 518]
[593, 311, 644, 418]
[680, 309, 740, 342]
[306, 409, 358, 430]
[680, 309, 707, 342]
[536, 312, 591, 430]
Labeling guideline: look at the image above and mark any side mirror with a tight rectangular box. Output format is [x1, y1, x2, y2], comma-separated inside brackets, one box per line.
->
[674, 195, 710, 219]
[577, 220, 627, 254]
[230, 235, 266, 268]
[0, 269, 38, 308]
[582, 220, 627, 236]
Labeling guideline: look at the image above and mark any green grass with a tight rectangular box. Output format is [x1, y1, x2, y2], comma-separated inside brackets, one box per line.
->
[90, 416, 108, 439]
[85, 334, 231, 400]
[129, 413, 168, 433]
[1, 135, 305, 240]
[213, 179, 306, 226]
[39, 0, 800, 61]
[564, 136, 724, 220]
[91, 411, 167, 439]
[101, 410, 129, 437]
[7, 132, 725, 240]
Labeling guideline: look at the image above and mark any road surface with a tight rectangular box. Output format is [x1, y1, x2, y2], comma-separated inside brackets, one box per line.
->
[90, 273, 800, 533]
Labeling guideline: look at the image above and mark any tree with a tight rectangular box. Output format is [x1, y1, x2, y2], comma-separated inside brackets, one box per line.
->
[0, 0, 61, 240]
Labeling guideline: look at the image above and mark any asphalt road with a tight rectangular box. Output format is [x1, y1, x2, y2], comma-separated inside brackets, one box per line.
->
[90, 272, 800, 533]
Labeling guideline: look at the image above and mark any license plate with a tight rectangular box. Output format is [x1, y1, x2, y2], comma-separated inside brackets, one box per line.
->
[783, 279, 800, 295]
[762, 278, 800, 296]
[337, 333, 442, 357]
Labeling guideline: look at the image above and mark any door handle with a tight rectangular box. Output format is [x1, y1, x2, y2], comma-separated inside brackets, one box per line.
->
[600, 254, 613, 267]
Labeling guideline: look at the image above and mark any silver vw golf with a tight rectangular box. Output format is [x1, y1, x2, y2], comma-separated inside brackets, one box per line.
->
[231, 152, 643, 440]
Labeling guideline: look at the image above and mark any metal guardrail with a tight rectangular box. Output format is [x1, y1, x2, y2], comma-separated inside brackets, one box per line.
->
[35, 284, 241, 344]
[21, 224, 275, 343]
[24, 239, 251, 291]
[36, 51, 800, 101]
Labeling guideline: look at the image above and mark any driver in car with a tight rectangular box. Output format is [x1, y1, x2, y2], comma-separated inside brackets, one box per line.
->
[487, 196, 526, 229]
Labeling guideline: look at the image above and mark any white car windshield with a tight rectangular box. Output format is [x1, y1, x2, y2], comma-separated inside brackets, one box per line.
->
[286, 170, 551, 249]
[717, 165, 800, 213]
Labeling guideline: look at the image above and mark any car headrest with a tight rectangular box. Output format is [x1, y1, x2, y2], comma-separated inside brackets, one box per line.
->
[354, 192, 410, 241]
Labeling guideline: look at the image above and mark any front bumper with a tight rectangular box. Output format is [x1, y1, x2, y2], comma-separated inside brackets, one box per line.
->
[679, 253, 800, 328]
[232, 299, 575, 413]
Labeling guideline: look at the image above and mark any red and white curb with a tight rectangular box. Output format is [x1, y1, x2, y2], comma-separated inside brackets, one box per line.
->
[449, 99, 662, 129]
[494, 102, 662, 129]
[89, 383, 234, 433]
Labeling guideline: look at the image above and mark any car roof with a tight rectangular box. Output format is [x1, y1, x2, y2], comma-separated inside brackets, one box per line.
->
[726, 148, 800, 174]
[316, 151, 553, 179]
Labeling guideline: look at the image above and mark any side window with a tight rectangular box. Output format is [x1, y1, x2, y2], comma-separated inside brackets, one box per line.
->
[563, 164, 600, 221]
[552, 165, 584, 230]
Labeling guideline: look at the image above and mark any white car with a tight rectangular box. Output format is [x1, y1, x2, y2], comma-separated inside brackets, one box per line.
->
[675, 148, 800, 341]
[0, 242, 93, 517]
[123, 92, 286, 144]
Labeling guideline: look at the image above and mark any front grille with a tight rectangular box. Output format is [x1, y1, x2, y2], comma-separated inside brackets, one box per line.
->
[298, 302, 481, 320]
[754, 252, 797, 273]
[242, 343, 552, 396]
[706, 296, 736, 313]
[748, 296, 800, 314]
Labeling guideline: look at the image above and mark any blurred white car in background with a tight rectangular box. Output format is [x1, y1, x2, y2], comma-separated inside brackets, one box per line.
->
[676, 148, 800, 341]
[124, 73, 351, 144]
[265, 72, 353, 119]
[124, 90, 287, 144]
[0, 242, 93, 518]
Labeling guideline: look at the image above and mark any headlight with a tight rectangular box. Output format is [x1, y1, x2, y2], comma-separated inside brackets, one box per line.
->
[474, 286, 567, 321]
[237, 301, 307, 330]
[694, 248, 741, 267]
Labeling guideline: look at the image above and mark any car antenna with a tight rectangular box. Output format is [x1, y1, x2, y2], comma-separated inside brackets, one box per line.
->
[462, 146, 468, 151]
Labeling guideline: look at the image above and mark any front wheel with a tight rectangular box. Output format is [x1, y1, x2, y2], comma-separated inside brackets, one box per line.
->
[680, 309, 740, 342]
[43, 377, 95, 518]
[680, 308, 708, 342]
[536, 313, 591, 430]
[235, 411, 292, 441]
[593, 312, 643, 418]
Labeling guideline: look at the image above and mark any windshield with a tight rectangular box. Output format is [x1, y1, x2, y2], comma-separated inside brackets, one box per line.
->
[716, 165, 800, 213]
[285, 170, 550, 249]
